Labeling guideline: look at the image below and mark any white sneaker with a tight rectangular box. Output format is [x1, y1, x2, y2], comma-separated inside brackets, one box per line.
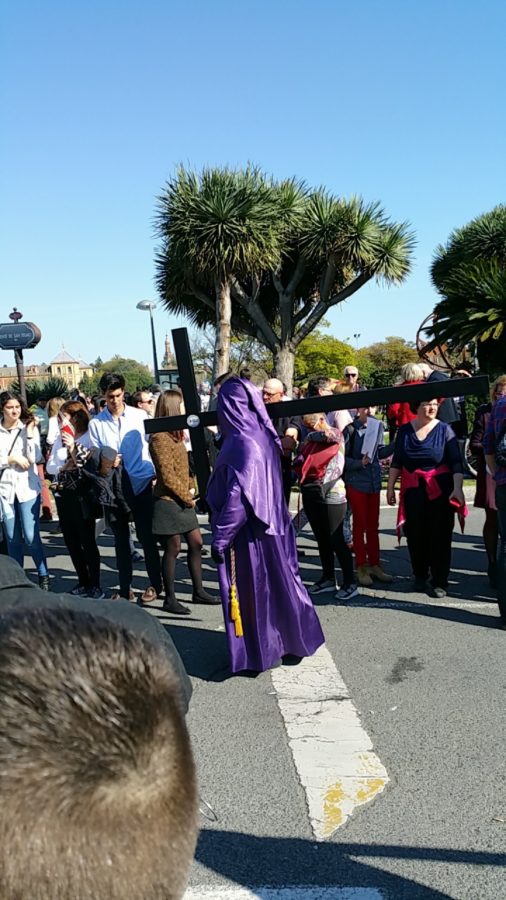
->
[335, 583, 359, 601]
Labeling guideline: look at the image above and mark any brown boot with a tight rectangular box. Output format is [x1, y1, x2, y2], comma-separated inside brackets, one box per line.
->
[357, 565, 373, 587]
[369, 565, 393, 583]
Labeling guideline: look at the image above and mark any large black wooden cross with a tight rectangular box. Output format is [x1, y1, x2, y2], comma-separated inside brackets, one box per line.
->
[144, 327, 489, 500]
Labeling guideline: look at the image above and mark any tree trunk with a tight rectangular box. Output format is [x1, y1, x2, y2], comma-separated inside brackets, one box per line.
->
[273, 343, 295, 396]
[213, 279, 232, 380]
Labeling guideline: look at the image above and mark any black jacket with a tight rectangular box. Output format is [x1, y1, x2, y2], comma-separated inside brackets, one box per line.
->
[0, 557, 192, 712]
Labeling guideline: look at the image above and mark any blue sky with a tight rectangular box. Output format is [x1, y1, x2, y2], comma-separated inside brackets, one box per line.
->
[1, 0, 505, 372]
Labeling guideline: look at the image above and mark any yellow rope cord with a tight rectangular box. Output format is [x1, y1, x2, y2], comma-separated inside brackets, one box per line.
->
[229, 546, 243, 638]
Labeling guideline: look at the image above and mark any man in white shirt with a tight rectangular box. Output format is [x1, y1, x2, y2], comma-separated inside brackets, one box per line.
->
[88, 373, 162, 603]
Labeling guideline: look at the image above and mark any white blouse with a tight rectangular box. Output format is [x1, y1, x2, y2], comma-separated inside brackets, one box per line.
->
[46, 431, 93, 476]
[0, 423, 42, 504]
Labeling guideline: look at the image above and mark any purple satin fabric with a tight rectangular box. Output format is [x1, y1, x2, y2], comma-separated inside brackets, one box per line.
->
[210, 376, 285, 535]
[207, 378, 324, 673]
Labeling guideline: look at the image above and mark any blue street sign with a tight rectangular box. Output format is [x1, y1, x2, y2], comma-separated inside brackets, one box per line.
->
[0, 322, 41, 350]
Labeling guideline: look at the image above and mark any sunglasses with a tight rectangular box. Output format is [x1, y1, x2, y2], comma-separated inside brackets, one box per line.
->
[344, 373, 358, 378]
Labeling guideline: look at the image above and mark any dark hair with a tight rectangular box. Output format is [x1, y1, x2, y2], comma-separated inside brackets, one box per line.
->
[307, 376, 330, 397]
[131, 390, 152, 408]
[60, 400, 90, 435]
[0, 391, 31, 424]
[90, 394, 102, 413]
[239, 367, 251, 380]
[98, 372, 125, 394]
[155, 390, 184, 441]
[408, 397, 439, 415]
[0, 607, 198, 900]
[213, 371, 231, 388]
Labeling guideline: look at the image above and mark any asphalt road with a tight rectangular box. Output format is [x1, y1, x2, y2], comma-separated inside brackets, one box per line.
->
[43, 503, 505, 900]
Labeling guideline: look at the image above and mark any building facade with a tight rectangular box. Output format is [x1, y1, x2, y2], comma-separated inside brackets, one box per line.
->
[0, 349, 93, 391]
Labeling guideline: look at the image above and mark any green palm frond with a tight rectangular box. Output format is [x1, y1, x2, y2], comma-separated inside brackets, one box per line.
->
[427, 258, 506, 350]
[432, 204, 506, 289]
[298, 192, 414, 284]
[155, 166, 283, 281]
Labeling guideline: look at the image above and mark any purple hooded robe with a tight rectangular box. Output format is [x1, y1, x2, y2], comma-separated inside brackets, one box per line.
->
[206, 377, 324, 673]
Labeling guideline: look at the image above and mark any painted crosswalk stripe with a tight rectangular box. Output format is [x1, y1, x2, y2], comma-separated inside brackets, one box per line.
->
[271, 646, 389, 840]
[185, 888, 384, 899]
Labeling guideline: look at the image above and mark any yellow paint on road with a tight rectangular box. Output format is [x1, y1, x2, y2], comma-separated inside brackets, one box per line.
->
[272, 646, 390, 839]
[323, 777, 388, 836]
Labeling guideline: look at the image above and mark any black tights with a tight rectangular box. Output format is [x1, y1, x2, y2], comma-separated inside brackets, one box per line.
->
[160, 528, 204, 601]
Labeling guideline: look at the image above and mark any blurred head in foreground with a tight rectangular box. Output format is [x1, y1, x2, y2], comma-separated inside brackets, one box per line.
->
[0, 607, 198, 900]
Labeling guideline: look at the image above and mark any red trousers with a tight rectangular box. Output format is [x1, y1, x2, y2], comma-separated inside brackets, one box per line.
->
[347, 485, 380, 568]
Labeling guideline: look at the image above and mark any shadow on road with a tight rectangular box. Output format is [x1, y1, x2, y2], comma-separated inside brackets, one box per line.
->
[195, 830, 505, 898]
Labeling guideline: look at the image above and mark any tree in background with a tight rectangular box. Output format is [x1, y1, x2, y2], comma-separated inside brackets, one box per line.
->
[294, 330, 355, 383]
[7, 380, 44, 406]
[78, 372, 98, 396]
[427, 204, 506, 374]
[87, 356, 153, 394]
[156, 167, 283, 379]
[9, 377, 72, 404]
[190, 330, 271, 383]
[155, 165, 415, 393]
[357, 336, 419, 388]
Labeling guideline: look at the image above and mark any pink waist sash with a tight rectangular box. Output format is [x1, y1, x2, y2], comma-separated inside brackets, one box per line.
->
[396, 464, 467, 538]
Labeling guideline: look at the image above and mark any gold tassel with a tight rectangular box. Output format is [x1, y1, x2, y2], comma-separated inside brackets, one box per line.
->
[229, 584, 243, 637]
[229, 549, 243, 637]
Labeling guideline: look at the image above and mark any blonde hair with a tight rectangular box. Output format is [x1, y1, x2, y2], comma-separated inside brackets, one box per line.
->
[491, 374, 506, 403]
[333, 382, 353, 395]
[47, 396, 65, 418]
[302, 413, 326, 428]
[400, 362, 424, 383]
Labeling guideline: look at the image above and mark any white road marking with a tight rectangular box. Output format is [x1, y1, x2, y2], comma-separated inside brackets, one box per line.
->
[346, 598, 498, 611]
[185, 888, 384, 899]
[271, 646, 389, 840]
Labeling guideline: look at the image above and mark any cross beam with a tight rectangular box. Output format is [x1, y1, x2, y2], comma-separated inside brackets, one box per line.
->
[144, 327, 489, 500]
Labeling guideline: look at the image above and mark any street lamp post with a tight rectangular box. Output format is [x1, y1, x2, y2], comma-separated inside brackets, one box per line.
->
[136, 300, 159, 384]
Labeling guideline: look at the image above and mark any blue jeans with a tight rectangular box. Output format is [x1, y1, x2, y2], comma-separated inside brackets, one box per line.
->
[2, 495, 48, 577]
[494, 484, 506, 623]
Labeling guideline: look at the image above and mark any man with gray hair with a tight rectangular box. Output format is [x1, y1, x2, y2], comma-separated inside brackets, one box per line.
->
[262, 378, 294, 503]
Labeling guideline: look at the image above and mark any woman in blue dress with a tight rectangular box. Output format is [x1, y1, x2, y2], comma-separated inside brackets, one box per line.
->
[386, 398, 465, 598]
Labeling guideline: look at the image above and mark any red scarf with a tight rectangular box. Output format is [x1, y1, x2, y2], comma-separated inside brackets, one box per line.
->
[396, 464, 468, 538]
[296, 442, 339, 485]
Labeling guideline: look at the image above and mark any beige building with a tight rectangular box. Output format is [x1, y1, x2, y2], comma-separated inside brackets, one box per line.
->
[0, 349, 93, 392]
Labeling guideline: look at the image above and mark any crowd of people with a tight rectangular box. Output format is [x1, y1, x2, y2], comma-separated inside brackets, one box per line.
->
[1, 359, 506, 899]
[0, 360, 504, 671]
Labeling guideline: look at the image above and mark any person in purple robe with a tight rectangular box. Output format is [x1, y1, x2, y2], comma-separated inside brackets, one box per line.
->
[206, 376, 325, 674]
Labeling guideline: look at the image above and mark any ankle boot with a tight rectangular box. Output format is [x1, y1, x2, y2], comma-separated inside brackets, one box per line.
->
[357, 566, 373, 587]
[192, 588, 221, 605]
[38, 575, 50, 592]
[368, 565, 393, 583]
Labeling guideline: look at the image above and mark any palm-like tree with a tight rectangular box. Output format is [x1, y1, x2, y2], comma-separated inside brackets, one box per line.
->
[428, 205, 506, 373]
[155, 166, 415, 390]
[155, 167, 283, 377]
